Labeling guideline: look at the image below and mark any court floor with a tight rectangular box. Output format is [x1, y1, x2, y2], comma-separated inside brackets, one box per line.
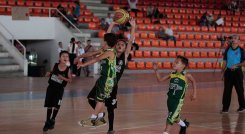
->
[0, 72, 244, 134]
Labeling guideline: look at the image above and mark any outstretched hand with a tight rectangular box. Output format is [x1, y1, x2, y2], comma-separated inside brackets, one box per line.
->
[129, 18, 136, 27]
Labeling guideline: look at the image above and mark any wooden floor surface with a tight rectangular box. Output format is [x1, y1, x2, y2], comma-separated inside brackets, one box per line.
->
[0, 73, 244, 134]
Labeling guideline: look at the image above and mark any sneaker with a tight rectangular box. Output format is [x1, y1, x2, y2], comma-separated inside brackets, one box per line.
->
[237, 107, 245, 112]
[179, 119, 190, 134]
[107, 130, 115, 134]
[220, 110, 229, 114]
[43, 120, 51, 132]
[49, 119, 55, 129]
[78, 118, 96, 127]
[95, 117, 107, 127]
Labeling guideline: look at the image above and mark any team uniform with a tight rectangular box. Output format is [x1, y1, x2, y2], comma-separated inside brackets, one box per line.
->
[166, 71, 188, 125]
[89, 48, 117, 102]
[44, 63, 69, 109]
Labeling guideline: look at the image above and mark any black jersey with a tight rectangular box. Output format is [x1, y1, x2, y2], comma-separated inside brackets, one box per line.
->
[116, 53, 126, 82]
[48, 63, 69, 87]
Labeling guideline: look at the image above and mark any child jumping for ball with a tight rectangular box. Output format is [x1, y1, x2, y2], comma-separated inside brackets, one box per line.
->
[43, 51, 72, 132]
[153, 55, 197, 134]
[76, 33, 118, 127]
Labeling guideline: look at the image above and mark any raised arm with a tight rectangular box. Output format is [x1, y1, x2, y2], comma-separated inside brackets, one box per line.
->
[153, 63, 170, 82]
[186, 73, 197, 101]
[125, 19, 136, 59]
[107, 22, 117, 33]
[77, 50, 114, 68]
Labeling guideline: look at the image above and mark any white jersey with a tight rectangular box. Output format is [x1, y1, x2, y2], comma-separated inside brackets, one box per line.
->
[77, 47, 85, 61]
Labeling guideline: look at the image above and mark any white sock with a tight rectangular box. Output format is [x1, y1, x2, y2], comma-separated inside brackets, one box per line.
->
[178, 119, 186, 127]
[98, 112, 104, 118]
[90, 114, 97, 119]
[163, 132, 169, 134]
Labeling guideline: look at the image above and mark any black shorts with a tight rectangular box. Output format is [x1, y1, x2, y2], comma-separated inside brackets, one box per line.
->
[87, 85, 118, 109]
[44, 85, 64, 108]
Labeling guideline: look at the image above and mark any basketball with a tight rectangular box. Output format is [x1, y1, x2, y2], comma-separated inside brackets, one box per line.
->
[113, 9, 130, 24]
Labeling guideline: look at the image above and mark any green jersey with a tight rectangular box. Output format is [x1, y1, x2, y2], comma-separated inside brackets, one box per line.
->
[100, 48, 117, 79]
[167, 71, 188, 99]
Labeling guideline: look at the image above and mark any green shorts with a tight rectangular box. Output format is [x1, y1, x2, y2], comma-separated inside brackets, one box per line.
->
[95, 76, 115, 102]
[166, 97, 184, 125]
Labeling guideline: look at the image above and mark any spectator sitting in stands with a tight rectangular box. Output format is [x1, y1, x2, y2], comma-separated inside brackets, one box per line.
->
[73, 1, 80, 18]
[100, 18, 107, 30]
[127, 0, 140, 13]
[228, 0, 239, 14]
[214, 14, 224, 28]
[156, 26, 176, 44]
[146, 4, 154, 18]
[199, 12, 208, 26]
[105, 13, 113, 27]
[206, 13, 214, 26]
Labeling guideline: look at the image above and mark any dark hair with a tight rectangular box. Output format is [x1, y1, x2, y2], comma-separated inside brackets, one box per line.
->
[87, 40, 91, 42]
[70, 37, 75, 43]
[59, 50, 69, 57]
[177, 55, 189, 67]
[104, 33, 117, 47]
[117, 39, 128, 46]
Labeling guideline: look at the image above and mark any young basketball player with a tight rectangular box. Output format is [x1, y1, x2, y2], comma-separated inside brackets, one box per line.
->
[85, 19, 136, 133]
[43, 51, 72, 132]
[153, 55, 197, 134]
[76, 33, 118, 127]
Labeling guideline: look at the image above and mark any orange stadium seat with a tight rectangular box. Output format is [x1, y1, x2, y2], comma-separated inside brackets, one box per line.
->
[188, 61, 196, 69]
[216, 51, 223, 58]
[202, 34, 209, 40]
[127, 61, 136, 69]
[43, 2, 51, 7]
[26, 1, 33, 6]
[167, 20, 174, 25]
[192, 42, 198, 48]
[186, 26, 193, 32]
[152, 51, 160, 58]
[0, 0, 6, 5]
[152, 40, 159, 47]
[175, 20, 181, 25]
[84, 17, 92, 23]
[84, 10, 92, 16]
[199, 42, 206, 48]
[224, 27, 231, 33]
[206, 42, 214, 48]
[232, 22, 239, 27]
[240, 35, 245, 41]
[35, 1, 43, 7]
[200, 51, 208, 58]
[134, 33, 140, 38]
[187, 34, 194, 40]
[182, 20, 189, 25]
[143, 50, 151, 58]
[197, 61, 204, 69]
[168, 40, 175, 48]
[17, 0, 24, 6]
[177, 51, 184, 56]
[160, 51, 168, 58]
[138, 24, 146, 30]
[159, 40, 167, 47]
[195, 34, 202, 40]
[205, 62, 212, 69]
[136, 19, 143, 24]
[147, 24, 154, 31]
[143, 40, 151, 47]
[169, 51, 177, 58]
[8, 0, 15, 6]
[0, 7, 5, 14]
[225, 22, 231, 27]
[163, 61, 172, 69]
[201, 26, 208, 32]
[238, 28, 244, 33]
[92, 17, 100, 23]
[214, 42, 221, 48]
[213, 62, 221, 69]
[6, 7, 11, 14]
[144, 18, 151, 24]
[156, 62, 163, 69]
[208, 51, 216, 58]
[61, 2, 68, 8]
[180, 34, 187, 40]
[134, 50, 143, 58]
[148, 32, 156, 39]
[183, 41, 191, 48]
[137, 12, 144, 18]
[88, 22, 97, 29]
[146, 61, 153, 69]
[136, 61, 145, 69]
[178, 26, 185, 32]
[135, 39, 142, 46]
[210, 34, 217, 40]
[129, 12, 135, 17]
[193, 51, 200, 58]
[209, 27, 216, 32]
[176, 41, 182, 48]
[140, 32, 148, 39]
[233, 16, 239, 21]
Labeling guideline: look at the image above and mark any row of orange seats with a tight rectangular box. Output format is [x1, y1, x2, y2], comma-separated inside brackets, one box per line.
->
[0, 0, 86, 9]
[137, 24, 245, 33]
[113, 5, 244, 16]
[127, 61, 222, 69]
[131, 13, 245, 23]
[0, 7, 91, 16]
[78, 17, 99, 23]
[134, 40, 225, 48]
[132, 50, 222, 58]
[130, 32, 245, 41]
